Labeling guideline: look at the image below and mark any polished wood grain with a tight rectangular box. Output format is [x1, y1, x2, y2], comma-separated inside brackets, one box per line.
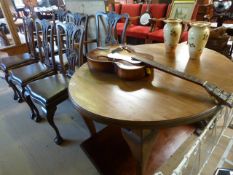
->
[69, 43, 233, 128]
[87, 46, 153, 81]
[69, 43, 233, 175]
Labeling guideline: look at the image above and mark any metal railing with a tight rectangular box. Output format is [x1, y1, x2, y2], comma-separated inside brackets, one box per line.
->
[155, 106, 233, 175]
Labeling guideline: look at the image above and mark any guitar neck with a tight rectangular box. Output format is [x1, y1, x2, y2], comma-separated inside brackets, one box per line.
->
[132, 56, 204, 86]
[132, 55, 233, 108]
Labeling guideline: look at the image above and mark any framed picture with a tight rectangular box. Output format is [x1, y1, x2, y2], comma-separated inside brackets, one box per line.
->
[169, 0, 196, 21]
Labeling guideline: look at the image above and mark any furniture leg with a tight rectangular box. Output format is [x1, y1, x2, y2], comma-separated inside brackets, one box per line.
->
[23, 89, 41, 122]
[82, 115, 96, 136]
[8, 79, 24, 103]
[121, 128, 158, 175]
[4, 72, 18, 100]
[46, 106, 63, 145]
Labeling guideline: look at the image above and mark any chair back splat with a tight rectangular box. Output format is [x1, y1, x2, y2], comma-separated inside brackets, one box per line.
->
[23, 17, 37, 58]
[56, 22, 85, 76]
[95, 11, 129, 46]
[55, 9, 69, 22]
[34, 18, 56, 70]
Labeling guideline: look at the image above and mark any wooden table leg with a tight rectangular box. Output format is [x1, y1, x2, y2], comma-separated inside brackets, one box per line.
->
[82, 115, 96, 136]
[121, 128, 158, 175]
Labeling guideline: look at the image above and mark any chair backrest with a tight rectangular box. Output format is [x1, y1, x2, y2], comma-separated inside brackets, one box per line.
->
[34, 18, 55, 69]
[23, 17, 36, 58]
[56, 22, 85, 76]
[54, 9, 69, 22]
[95, 11, 129, 46]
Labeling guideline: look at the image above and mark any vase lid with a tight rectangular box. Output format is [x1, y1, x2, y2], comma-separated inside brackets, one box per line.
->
[164, 18, 182, 23]
[190, 21, 211, 28]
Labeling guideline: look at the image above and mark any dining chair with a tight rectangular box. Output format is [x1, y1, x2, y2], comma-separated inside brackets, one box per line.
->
[24, 23, 85, 145]
[54, 13, 88, 69]
[9, 18, 56, 105]
[95, 11, 129, 47]
[0, 17, 38, 102]
[54, 9, 69, 22]
[65, 12, 89, 58]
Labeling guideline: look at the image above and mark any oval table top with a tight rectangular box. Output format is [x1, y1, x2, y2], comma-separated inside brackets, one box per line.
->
[68, 43, 233, 128]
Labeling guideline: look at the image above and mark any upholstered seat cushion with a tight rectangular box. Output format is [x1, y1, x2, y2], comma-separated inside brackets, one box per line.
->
[26, 74, 69, 105]
[180, 31, 188, 42]
[0, 53, 36, 71]
[10, 62, 54, 85]
[126, 25, 151, 39]
[148, 29, 187, 43]
[147, 29, 164, 42]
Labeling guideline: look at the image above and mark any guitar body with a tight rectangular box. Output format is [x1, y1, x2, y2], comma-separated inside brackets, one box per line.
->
[87, 46, 153, 81]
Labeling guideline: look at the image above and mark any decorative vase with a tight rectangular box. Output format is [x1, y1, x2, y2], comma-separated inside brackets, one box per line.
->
[163, 19, 182, 53]
[188, 21, 210, 59]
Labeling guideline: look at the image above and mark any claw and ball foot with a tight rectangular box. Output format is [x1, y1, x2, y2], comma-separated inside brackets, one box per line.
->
[54, 136, 64, 145]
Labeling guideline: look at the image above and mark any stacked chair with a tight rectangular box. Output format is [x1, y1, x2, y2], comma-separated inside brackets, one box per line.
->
[3, 11, 91, 145]
[24, 22, 85, 145]
[0, 10, 128, 145]
[0, 17, 39, 102]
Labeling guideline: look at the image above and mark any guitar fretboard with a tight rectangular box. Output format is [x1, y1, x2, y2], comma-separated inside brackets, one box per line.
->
[132, 56, 204, 86]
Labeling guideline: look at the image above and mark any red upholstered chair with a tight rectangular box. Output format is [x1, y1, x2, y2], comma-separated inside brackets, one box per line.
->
[147, 3, 199, 43]
[115, 4, 122, 14]
[126, 4, 168, 40]
[147, 4, 171, 43]
[109, 4, 122, 14]
[116, 4, 142, 36]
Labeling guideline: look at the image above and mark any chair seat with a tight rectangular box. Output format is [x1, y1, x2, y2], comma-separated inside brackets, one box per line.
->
[147, 29, 164, 42]
[26, 74, 69, 105]
[10, 62, 54, 85]
[54, 53, 67, 65]
[0, 53, 36, 71]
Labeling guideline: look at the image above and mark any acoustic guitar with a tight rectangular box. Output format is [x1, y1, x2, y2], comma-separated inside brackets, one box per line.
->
[139, 0, 152, 26]
[87, 46, 153, 81]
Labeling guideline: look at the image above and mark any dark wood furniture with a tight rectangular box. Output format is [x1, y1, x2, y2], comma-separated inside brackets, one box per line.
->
[9, 19, 56, 108]
[0, 17, 38, 102]
[25, 23, 86, 145]
[95, 11, 129, 46]
[69, 43, 233, 175]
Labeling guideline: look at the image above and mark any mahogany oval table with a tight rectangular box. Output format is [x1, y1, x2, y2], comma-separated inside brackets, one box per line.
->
[68, 43, 233, 175]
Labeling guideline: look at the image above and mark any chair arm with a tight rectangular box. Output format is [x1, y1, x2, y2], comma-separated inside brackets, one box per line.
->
[128, 16, 140, 25]
[149, 18, 165, 32]
[129, 16, 140, 20]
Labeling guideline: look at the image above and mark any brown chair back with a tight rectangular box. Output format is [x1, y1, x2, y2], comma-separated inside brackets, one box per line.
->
[23, 17, 37, 58]
[34, 18, 55, 69]
[95, 11, 129, 46]
[56, 22, 85, 75]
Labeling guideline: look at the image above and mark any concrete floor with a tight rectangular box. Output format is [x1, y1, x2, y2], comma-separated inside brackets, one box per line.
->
[0, 75, 232, 175]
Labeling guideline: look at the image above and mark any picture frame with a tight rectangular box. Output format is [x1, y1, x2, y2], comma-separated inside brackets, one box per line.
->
[169, 0, 196, 21]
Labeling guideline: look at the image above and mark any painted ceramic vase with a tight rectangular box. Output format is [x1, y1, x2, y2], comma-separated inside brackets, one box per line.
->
[163, 19, 182, 53]
[188, 21, 210, 59]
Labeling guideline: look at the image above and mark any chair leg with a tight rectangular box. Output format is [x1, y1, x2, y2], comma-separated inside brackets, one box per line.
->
[8, 79, 24, 103]
[5, 72, 19, 100]
[46, 107, 63, 145]
[22, 89, 42, 122]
